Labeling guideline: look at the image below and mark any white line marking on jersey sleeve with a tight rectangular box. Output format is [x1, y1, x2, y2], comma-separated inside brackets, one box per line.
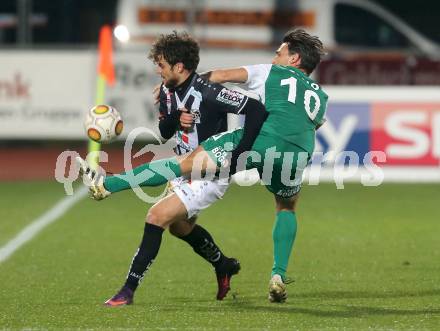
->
[0, 186, 88, 264]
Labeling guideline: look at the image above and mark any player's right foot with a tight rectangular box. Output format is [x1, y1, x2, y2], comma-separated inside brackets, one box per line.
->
[268, 274, 287, 303]
[76, 156, 111, 200]
[104, 286, 134, 307]
[215, 257, 241, 300]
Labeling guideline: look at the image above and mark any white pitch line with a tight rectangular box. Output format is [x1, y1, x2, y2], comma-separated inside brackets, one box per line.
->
[0, 186, 88, 264]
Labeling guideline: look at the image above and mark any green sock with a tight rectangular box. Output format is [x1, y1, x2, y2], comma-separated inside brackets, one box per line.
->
[104, 157, 182, 193]
[271, 210, 297, 280]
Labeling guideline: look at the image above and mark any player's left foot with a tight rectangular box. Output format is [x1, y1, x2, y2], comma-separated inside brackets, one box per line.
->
[104, 286, 134, 307]
[215, 257, 241, 300]
[268, 274, 293, 303]
[76, 156, 111, 200]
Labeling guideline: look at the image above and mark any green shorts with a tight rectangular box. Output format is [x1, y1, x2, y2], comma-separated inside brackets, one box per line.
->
[201, 128, 311, 198]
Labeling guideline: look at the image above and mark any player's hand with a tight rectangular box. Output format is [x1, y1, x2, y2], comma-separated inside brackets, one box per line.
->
[179, 107, 194, 129]
[152, 84, 161, 105]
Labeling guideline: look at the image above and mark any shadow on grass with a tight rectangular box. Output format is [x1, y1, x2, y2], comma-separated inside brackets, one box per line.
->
[170, 288, 440, 303]
[160, 301, 440, 318]
[224, 303, 440, 318]
[293, 288, 440, 300]
[155, 302, 440, 318]
[163, 288, 440, 318]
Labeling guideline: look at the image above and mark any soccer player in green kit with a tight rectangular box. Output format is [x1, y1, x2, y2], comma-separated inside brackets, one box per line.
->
[200, 29, 327, 302]
[77, 29, 327, 303]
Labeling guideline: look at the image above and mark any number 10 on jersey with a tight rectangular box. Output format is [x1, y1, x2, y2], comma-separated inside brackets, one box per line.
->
[281, 77, 321, 121]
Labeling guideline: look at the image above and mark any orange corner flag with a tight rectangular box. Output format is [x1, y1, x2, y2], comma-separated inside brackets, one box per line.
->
[98, 25, 115, 86]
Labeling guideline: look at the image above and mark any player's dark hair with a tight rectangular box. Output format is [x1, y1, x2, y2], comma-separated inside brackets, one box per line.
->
[148, 31, 200, 71]
[283, 29, 325, 75]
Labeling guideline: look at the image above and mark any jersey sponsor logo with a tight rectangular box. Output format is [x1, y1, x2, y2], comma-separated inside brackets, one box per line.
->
[175, 130, 195, 155]
[276, 185, 301, 198]
[175, 140, 192, 155]
[211, 146, 228, 166]
[191, 109, 201, 124]
[216, 88, 245, 107]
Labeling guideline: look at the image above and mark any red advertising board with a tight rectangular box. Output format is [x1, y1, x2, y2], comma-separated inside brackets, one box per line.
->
[371, 103, 440, 165]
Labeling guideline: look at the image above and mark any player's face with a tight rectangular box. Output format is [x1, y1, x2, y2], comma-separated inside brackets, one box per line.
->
[155, 55, 179, 88]
[272, 43, 296, 66]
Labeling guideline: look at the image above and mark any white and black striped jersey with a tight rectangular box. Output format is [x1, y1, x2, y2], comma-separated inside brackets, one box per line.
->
[158, 72, 249, 155]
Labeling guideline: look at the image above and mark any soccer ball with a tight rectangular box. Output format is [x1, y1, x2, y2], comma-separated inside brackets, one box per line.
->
[84, 105, 123, 143]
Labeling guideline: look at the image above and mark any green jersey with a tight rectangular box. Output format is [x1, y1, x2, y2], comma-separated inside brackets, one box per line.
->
[202, 64, 329, 198]
[242, 64, 328, 153]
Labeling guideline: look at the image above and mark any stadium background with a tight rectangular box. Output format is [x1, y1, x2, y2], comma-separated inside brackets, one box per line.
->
[0, 0, 439, 330]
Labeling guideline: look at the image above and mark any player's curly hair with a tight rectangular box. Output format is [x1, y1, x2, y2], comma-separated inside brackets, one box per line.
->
[283, 29, 325, 75]
[148, 31, 200, 71]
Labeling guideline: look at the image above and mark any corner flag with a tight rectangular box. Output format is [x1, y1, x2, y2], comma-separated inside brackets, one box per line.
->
[88, 25, 116, 168]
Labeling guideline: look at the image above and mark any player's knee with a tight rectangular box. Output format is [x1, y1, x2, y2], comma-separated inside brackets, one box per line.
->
[277, 205, 295, 213]
[168, 224, 180, 237]
[169, 223, 187, 237]
[275, 195, 298, 212]
[146, 206, 168, 227]
[169, 218, 196, 237]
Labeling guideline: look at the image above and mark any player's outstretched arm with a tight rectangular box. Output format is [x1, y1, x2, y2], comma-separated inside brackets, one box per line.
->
[201, 68, 248, 84]
[229, 98, 268, 174]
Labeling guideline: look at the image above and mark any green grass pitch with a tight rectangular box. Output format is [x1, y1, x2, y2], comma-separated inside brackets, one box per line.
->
[0, 181, 439, 330]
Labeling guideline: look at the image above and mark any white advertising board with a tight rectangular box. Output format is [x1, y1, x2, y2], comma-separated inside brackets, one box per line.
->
[0, 49, 272, 140]
[105, 51, 160, 137]
[0, 50, 95, 139]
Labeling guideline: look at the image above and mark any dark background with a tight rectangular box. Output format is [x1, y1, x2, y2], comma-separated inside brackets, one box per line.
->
[0, 0, 438, 44]
[0, 0, 117, 43]
[378, 0, 437, 42]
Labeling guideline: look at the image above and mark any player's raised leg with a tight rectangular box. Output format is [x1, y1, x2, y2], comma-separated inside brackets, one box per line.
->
[76, 145, 218, 200]
[268, 194, 299, 303]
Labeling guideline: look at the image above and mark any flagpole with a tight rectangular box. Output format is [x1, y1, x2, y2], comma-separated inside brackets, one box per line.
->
[88, 25, 115, 169]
